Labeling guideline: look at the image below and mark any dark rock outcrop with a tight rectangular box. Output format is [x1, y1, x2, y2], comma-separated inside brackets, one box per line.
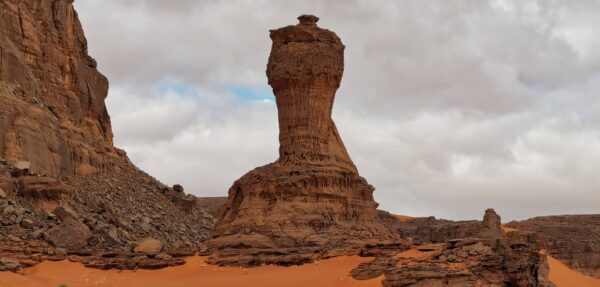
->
[353, 210, 555, 287]
[507, 214, 600, 279]
[207, 15, 394, 266]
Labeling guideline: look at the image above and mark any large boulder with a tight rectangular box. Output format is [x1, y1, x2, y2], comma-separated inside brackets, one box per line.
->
[134, 238, 163, 254]
[44, 217, 92, 249]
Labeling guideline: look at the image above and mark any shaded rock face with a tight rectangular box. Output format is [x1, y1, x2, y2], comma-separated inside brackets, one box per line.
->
[507, 215, 600, 279]
[0, 0, 122, 177]
[208, 15, 393, 265]
[378, 210, 481, 244]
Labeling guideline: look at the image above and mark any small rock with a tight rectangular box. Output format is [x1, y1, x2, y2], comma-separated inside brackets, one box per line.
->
[20, 218, 34, 229]
[8, 235, 21, 242]
[0, 257, 21, 272]
[55, 247, 67, 257]
[134, 238, 163, 254]
[173, 184, 184, 193]
[155, 253, 172, 260]
[11, 161, 30, 177]
[0, 187, 6, 199]
[53, 206, 80, 221]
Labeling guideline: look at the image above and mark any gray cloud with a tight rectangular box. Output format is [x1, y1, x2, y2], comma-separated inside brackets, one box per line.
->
[74, 0, 600, 220]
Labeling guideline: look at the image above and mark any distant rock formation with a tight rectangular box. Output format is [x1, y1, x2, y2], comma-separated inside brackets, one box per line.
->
[207, 15, 394, 265]
[353, 209, 555, 287]
[0, 0, 122, 177]
[507, 215, 600, 279]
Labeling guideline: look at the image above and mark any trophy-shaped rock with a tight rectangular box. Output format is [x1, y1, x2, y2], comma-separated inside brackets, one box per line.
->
[208, 15, 393, 266]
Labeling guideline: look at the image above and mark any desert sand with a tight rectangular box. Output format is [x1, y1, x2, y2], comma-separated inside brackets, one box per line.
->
[0, 256, 381, 287]
[547, 255, 600, 287]
[1, 252, 599, 287]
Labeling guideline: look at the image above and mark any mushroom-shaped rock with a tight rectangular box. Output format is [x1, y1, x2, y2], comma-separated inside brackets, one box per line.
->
[207, 15, 394, 266]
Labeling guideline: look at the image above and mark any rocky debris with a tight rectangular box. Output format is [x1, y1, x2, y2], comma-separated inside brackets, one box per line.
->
[195, 197, 227, 219]
[163, 186, 197, 212]
[1, 161, 214, 270]
[0, 0, 215, 272]
[352, 210, 555, 287]
[17, 176, 74, 210]
[207, 14, 394, 266]
[0, 257, 21, 272]
[43, 217, 92, 249]
[378, 210, 480, 244]
[507, 214, 600, 279]
[134, 238, 163, 254]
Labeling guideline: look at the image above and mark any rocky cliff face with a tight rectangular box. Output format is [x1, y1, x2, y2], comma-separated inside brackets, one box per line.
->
[207, 15, 394, 266]
[0, 0, 215, 271]
[0, 0, 120, 177]
[507, 215, 600, 279]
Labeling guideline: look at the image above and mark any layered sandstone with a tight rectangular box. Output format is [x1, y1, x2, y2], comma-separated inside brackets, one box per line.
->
[0, 0, 121, 177]
[507, 215, 600, 279]
[207, 15, 393, 265]
[353, 209, 555, 287]
[0, 0, 215, 271]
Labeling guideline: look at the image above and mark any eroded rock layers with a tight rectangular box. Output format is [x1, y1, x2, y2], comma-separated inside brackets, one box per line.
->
[507, 215, 600, 279]
[0, 0, 120, 177]
[353, 209, 555, 287]
[208, 15, 393, 265]
[0, 0, 216, 271]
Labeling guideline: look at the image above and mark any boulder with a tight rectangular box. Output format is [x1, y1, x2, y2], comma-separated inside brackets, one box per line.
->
[11, 161, 30, 177]
[134, 238, 163, 254]
[53, 206, 80, 220]
[44, 217, 92, 249]
[173, 184, 184, 193]
[0, 258, 21, 272]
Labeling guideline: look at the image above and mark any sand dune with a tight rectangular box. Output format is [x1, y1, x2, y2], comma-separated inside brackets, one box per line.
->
[547, 255, 600, 287]
[0, 256, 381, 287]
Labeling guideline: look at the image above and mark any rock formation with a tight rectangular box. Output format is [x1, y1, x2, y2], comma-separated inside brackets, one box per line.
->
[0, 0, 215, 271]
[507, 215, 600, 279]
[207, 15, 393, 265]
[353, 209, 556, 287]
[0, 0, 121, 177]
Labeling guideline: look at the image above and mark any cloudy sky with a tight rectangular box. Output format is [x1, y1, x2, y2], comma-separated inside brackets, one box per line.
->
[74, 0, 600, 221]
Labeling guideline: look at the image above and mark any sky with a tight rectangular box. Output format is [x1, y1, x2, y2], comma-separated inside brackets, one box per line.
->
[74, 0, 600, 221]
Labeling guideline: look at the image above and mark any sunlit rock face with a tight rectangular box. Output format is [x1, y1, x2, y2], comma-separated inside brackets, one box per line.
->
[208, 15, 394, 266]
[0, 0, 124, 177]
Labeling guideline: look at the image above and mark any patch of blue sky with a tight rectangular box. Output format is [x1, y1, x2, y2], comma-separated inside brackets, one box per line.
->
[154, 81, 199, 98]
[232, 85, 274, 103]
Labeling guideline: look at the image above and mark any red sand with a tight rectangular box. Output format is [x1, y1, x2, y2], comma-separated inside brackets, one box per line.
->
[547, 255, 600, 287]
[0, 256, 382, 287]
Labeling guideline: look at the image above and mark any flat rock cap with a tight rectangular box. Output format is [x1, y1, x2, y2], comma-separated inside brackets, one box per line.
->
[298, 14, 319, 26]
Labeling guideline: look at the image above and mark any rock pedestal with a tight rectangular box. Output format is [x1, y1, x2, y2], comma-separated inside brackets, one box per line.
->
[208, 15, 393, 266]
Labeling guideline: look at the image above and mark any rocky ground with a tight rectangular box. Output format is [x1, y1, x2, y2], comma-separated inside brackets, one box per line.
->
[0, 159, 214, 271]
[507, 215, 600, 279]
[352, 209, 556, 287]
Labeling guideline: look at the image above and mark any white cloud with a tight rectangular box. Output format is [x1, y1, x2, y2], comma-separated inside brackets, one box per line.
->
[75, 0, 600, 220]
